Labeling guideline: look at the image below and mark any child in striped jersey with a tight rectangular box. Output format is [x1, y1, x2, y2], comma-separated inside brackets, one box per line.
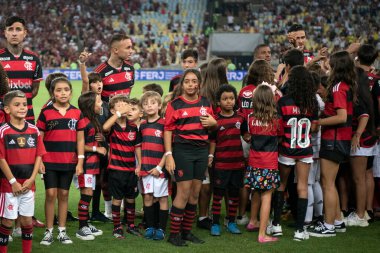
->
[139, 91, 168, 240]
[244, 84, 281, 243]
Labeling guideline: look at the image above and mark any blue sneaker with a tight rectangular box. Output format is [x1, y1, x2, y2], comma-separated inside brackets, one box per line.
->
[210, 224, 221, 236]
[144, 227, 155, 239]
[153, 228, 165, 240]
[227, 222, 242, 234]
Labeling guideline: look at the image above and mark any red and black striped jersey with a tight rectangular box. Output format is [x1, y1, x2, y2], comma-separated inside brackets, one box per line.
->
[0, 110, 5, 126]
[277, 95, 318, 158]
[303, 50, 314, 64]
[321, 81, 353, 156]
[368, 72, 380, 129]
[94, 60, 134, 102]
[0, 122, 45, 193]
[36, 104, 86, 171]
[83, 117, 100, 175]
[353, 102, 377, 148]
[209, 112, 245, 170]
[164, 96, 215, 146]
[0, 48, 43, 123]
[247, 114, 281, 169]
[108, 121, 141, 172]
[238, 84, 256, 120]
[140, 117, 165, 177]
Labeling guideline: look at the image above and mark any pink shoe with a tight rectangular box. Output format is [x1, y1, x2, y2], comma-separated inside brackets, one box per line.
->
[246, 223, 259, 232]
[258, 236, 278, 243]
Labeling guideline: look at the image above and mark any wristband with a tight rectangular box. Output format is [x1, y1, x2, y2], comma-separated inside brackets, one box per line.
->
[78, 155, 85, 159]
[208, 154, 214, 158]
[9, 178, 16, 185]
[93, 146, 97, 152]
[116, 111, 122, 118]
[164, 151, 172, 156]
[156, 165, 163, 174]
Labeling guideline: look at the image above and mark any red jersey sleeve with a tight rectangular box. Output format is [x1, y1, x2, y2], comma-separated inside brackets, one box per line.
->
[36, 110, 46, 131]
[36, 131, 46, 157]
[164, 102, 176, 131]
[333, 83, 348, 110]
[0, 131, 5, 159]
[76, 113, 86, 131]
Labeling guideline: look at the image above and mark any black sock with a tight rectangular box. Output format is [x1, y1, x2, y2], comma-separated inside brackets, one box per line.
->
[154, 201, 160, 228]
[144, 205, 155, 228]
[273, 191, 284, 226]
[296, 198, 308, 231]
[159, 209, 169, 231]
[92, 183, 101, 215]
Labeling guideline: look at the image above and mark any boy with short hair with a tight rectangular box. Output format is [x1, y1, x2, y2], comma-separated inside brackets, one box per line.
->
[0, 90, 46, 253]
[169, 49, 198, 92]
[103, 95, 142, 239]
[139, 91, 168, 240]
[143, 83, 164, 97]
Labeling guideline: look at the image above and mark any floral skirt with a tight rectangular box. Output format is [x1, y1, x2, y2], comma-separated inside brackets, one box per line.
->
[244, 166, 280, 191]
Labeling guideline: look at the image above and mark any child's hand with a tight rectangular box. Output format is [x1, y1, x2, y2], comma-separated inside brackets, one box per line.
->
[135, 166, 141, 176]
[76, 165, 83, 176]
[95, 133, 105, 142]
[200, 113, 217, 129]
[165, 155, 175, 175]
[96, 147, 107, 156]
[39, 161, 45, 174]
[351, 134, 360, 153]
[11, 181, 23, 196]
[22, 178, 35, 193]
[78, 50, 92, 64]
[208, 157, 213, 168]
[149, 167, 160, 177]
[243, 132, 251, 143]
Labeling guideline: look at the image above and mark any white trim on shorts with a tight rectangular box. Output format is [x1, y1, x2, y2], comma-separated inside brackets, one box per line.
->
[141, 175, 168, 198]
[0, 191, 35, 219]
[350, 145, 377, 157]
[73, 174, 96, 190]
[278, 155, 314, 166]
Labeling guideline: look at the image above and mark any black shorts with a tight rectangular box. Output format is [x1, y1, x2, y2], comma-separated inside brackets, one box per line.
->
[367, 156, 375, 170]
[44, 170, 74, 190]
[172, 143, 208, 182]
[213, 169, 244, 189]
[319, 149, 348, 164]
[108, 170, 138, 200]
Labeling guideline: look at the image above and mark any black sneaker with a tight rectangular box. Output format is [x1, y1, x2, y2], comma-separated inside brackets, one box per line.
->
[196, 217, 212, 230]
[182, 232, 205, 244]
[66, 211, 78, 222]
[168, 233, 188, 247]
[90, 212, 112, 223]
[126, 225, 142, 237]
[335, 222, 346, 233]
[309, 222, 336, 237]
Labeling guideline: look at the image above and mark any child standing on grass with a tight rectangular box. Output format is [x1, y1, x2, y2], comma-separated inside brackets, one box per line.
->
[74, 91, 105, 240]
[209, 84, 245, 236]
[0, 91, 45, 253]
[37, 77, 86, 246]
[139, 91, 168, 240]
[103, 95, 141, 239]
[244, 84, 281, 243]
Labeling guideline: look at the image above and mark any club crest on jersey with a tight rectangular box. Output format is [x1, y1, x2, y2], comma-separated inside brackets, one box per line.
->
[17, 137, 26, 147]
[68, 119, 78, 131]
[242, 90, 253, 98]
[200, 106, 207, 116]
[235, 121, 241, 129]
[7, 204, 13, 211]
[155, 130, 162, 137]
[125, 72, 133, 81]
[128, 131, 136, 140]
[24, 61, 33, 71]
[86, 177, 93, 184]
[27, 136, 35, 147]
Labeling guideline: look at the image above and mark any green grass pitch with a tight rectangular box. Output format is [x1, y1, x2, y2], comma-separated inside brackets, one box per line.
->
[7, 80, 380, 252]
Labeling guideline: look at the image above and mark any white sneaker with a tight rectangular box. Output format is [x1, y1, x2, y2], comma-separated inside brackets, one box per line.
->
[40, 230, 53, 246]
[88, 224, 103, 236]
[293, 230, 309, 241]
[76, 226, 95, 241]
[12, 227, 22, 238]
[364, 211, 371, 221]
[266, 221, 283, 236]
[236, 214, 249, 225]
[57, 230, 73, 244]
[346, 212, 369, 227]
[8, 235, 13, 242]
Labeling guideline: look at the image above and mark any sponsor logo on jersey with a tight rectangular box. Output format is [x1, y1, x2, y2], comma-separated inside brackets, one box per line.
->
[0, 57, 10, 61]
[105, 70, 113, 76]
[9, 80, 32, 90]
[220, 126, 225, 131]
[109, 78, 115, 83]
[4, 64, 11, 69]
[22, 56, 33, 60]
[8, 139, 15, 145]
[182, 111, 188, 117]
[124, 67, 131, 71]
[17, 137, 26, 147]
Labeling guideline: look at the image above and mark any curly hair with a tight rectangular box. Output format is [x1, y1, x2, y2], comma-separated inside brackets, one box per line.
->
[288, 66, 318, 114]
[252, 85, 277, 128]
[328, 51, 358, 103]
[246, 60, 274, 85]
[0, 64, 9, 97]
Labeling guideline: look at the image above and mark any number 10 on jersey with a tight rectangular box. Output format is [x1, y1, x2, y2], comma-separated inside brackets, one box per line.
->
[287, 117, 311, 148]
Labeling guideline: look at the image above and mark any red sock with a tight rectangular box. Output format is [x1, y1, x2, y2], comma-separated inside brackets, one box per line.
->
[21, 225, 33, 253]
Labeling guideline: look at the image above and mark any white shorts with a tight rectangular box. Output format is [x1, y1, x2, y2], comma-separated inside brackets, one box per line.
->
[241, 136, 250, 159]
[0, 190, 35, 219]
[278, 155, 314, 166]
[73, 174, 96, 190]
[308, 159, 321, 184]
[350, 145, 377, 157]
[140, 175, 168, 198]
[373, 144, 380, 178]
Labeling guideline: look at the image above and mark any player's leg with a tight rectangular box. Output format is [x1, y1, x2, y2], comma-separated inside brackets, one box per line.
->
[19, 215, 33, 253]
[247, 191, 260, 231]
[211, 186, 225, 235]
[0, 193, 17, 251]
[0, 217, 13, 253]
[143, 192, 155, 239]
[258, 189, 278, 243]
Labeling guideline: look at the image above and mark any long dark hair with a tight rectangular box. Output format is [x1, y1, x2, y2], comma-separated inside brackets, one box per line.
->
[78, 91, 102, 133]
[288, 66, 318, 114]
[328, 51, 358, 103]
[172, 68, 202, 100]
[356, 67, 375, 135]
